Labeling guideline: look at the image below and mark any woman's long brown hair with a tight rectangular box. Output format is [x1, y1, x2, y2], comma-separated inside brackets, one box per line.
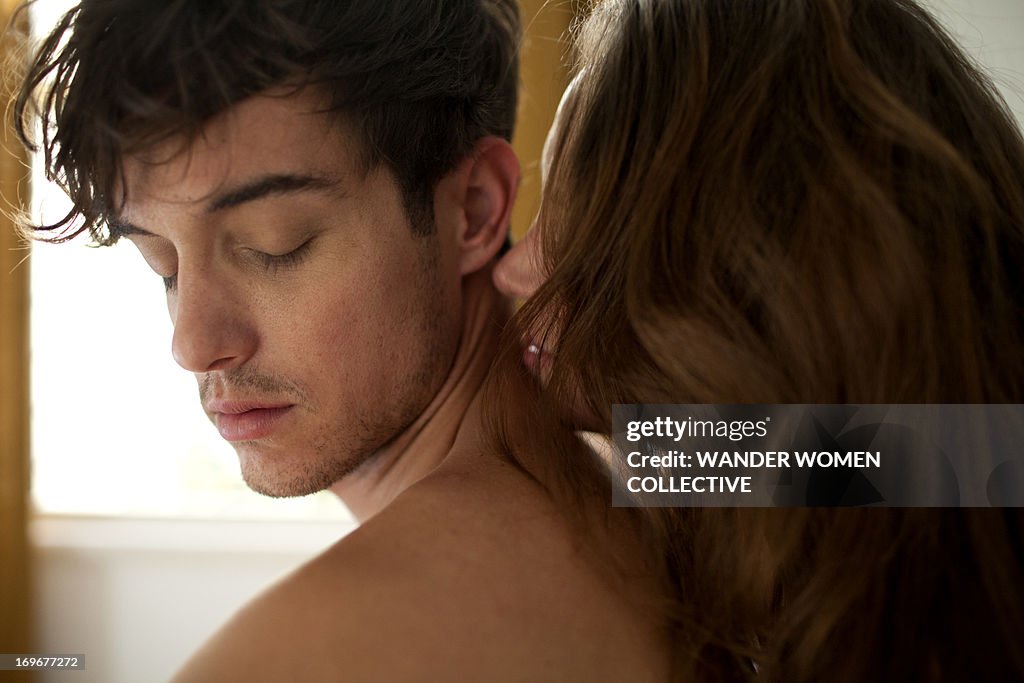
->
[485, 0, 1024, 680]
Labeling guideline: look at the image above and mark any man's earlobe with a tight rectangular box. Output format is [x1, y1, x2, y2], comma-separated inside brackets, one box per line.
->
[456, 137, 519, 276]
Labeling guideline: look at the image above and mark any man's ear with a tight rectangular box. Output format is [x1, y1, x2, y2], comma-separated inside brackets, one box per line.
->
[444, 137, 519, 276]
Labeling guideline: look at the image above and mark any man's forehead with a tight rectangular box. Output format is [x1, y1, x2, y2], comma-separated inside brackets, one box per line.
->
[118, 88, 359, 210]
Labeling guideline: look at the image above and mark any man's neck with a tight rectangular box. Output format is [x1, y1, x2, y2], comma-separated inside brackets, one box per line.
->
[330, 268, 509, 521]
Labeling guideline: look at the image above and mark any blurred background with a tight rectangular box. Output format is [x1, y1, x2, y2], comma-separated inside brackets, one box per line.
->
[1, 0, 1022, 681]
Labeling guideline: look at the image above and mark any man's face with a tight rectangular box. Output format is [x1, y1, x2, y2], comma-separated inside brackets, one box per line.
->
[116, 91, 462, 497]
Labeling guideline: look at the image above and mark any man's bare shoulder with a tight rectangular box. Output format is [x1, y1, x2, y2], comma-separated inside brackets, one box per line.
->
[172, 456, 668, 682]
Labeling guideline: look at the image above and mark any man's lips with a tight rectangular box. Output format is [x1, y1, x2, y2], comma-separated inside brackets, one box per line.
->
[206, 400, 296, 442]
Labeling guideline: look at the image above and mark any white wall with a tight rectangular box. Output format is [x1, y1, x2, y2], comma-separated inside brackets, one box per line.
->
[924, 0, 1024, 126]
[32, 518, 352, 683]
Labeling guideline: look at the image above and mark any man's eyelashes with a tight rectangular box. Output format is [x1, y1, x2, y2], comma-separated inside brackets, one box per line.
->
[250, 237, 315, 273]
[161, 238, 316, 293]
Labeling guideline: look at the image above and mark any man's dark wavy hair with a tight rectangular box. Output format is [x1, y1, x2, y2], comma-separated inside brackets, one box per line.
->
[14, 0, 521, 243]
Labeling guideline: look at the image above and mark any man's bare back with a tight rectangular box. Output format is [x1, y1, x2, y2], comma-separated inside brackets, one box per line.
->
[172, 438, 670, 681]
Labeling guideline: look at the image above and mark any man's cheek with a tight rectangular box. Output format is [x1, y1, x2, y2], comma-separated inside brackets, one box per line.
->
[308, 296, 376, 362]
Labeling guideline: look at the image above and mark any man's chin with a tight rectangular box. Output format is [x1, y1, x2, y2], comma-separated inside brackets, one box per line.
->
[235, 448, 346, 498]
[242, 476, 323, 499]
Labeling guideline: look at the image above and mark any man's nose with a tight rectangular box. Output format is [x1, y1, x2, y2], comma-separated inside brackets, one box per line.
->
[492, 229, 545, 300]
[169, 265, 257, 373]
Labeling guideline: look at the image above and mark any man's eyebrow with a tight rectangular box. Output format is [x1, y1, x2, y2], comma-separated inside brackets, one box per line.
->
[107, 173, 343, 237]
[207, 173, 341, 213]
